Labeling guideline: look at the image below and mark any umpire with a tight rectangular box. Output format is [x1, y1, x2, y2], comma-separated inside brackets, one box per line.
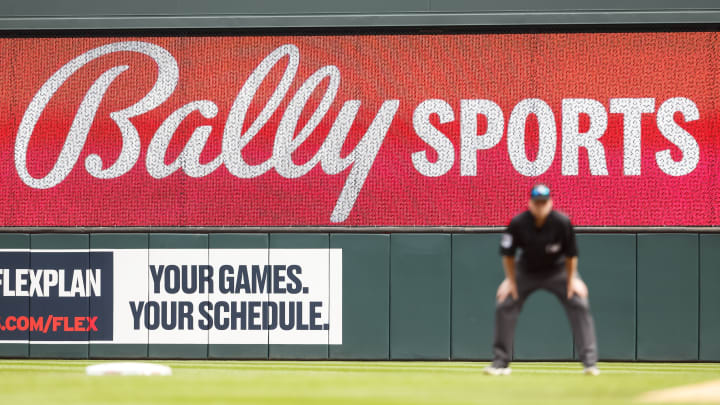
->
[484, 184, 600, 376]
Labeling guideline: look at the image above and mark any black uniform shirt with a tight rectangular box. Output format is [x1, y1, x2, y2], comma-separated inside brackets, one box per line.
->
[499, 210, 578, 274]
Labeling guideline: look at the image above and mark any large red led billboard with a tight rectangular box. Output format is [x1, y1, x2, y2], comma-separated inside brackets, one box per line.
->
[0, 33, 717, 226]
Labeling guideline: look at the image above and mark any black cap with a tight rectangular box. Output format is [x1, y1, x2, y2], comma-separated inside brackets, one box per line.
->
[530, 184, 551, 200]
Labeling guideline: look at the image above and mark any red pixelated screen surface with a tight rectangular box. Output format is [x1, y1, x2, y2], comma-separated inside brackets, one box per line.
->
[0, 33, 718, 227]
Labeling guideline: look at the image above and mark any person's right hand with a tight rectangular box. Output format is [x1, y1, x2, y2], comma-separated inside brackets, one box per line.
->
[496, 278, 519, 302]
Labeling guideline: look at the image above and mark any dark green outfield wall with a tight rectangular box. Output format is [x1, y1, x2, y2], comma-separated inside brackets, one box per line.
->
[0, 232, 717, 361]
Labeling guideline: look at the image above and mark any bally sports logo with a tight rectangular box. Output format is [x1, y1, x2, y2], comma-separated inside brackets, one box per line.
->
[0, 249, 342, 345]
[6, 35, 712, 227]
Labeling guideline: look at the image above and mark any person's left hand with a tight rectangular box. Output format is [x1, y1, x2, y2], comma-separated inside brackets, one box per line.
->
[567, 277, 588, 299]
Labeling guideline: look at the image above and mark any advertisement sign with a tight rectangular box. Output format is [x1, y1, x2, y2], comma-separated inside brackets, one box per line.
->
[0, 248, 342, 345]
[1, 33, 717, 226]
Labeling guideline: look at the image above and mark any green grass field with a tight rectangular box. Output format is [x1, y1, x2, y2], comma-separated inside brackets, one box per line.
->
[1, 360, 718, 405]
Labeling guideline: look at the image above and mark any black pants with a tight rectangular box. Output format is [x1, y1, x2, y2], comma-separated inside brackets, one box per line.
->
[492, 268, 598, 368]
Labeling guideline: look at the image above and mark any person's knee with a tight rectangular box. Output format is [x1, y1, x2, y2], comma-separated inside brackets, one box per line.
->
[567, 295, 590, 311]
[496, 296, 521, 312]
